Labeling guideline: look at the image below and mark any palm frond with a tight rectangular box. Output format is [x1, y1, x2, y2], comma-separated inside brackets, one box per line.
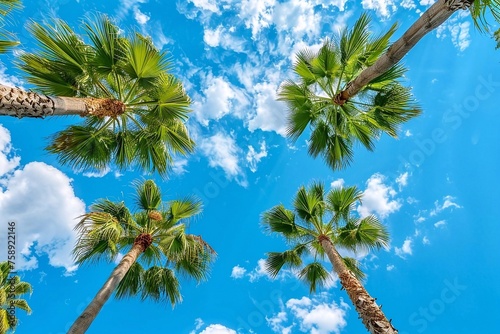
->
[336, 215, 390, 252]
[265, 245, 306, 278]
[298, 261, 331, 293]
[115, 261, 144, 299]
[262, 204, 300, 238]
[134, 179, 162, 211]
[141, 266, 182, 306]
[326, 185, 362, 223]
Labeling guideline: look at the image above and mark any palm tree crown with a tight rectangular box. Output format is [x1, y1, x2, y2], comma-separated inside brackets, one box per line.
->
[0, 262, 32, 334]
[73, 179, 215, 305]
[262, 182, 396, 333]
[17, 15, 194, 176]
[263, 182, 389, 291]
[279, 13, 421, 170]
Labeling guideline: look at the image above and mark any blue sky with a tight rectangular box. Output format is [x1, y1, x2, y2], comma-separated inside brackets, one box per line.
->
[0, 0, 499, 333]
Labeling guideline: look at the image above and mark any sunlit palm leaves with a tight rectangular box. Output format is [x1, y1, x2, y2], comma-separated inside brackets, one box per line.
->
[0, 0, 19, 53]
[263, 182, 389, 292]
[470, 0, 500, 32]
[0, 262, 32, 334]
[17, 15, 193, 176]
[73, 180, 215, 306]
[280, 13, 421, 170]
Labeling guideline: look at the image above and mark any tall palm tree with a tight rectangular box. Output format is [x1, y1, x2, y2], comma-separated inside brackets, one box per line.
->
[0, 262, 32, 334]
[0, 15, 193, 176]
[279, 13, 421, 170]
[68, 179, 216, 334]
[335, 0, 500, 104]
[263, 183, 395, 334]
[0, 0, 20, 53]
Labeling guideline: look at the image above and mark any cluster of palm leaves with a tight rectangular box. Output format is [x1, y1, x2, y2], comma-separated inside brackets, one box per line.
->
[2, 0, 500, 333]
[17, 15, 194, 176]
[0, 262, 32, 334]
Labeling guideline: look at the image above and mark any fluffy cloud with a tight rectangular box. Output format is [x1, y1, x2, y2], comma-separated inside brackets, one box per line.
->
[198, 324, 237, 334]
[0, 126, 85, 274]
[434, 220, 446, 228]
[231, 265, 247, 279]
[395, 238, 413, 258]
[430, 195, 461, 216]
[0, 126, 20, 175]
[361, 0, 397, 18]
[192, 73, 249, 125]
[396, 172, 409, 189]
[268, 293, 349, 334]
[436, 11, 471, 51]
[172, 158, 189, 176]
[330, 178, 345, 188]
[246, 141, 268, 172]
[357, 174, 401, 218]
[199, 132, 247, 186]
[247, 81, 288, 136]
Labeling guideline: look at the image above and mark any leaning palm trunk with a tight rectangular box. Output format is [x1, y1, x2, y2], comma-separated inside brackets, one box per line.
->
[0, 84, 125, 118]
[68, 242, 145, 334]
[335, 0, 473, 104]
[319, 236, 397, 334]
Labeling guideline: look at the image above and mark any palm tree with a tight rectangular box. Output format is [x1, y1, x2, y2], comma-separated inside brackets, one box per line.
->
[279, 13, 421, 170]
[0, 262, 32, 334]
[0, 15, 193, 176]
[0, 0, 20, 53]
[335, 0, 500, 104]
[68, 179, 216, 334]
[263, 182, 395, 334]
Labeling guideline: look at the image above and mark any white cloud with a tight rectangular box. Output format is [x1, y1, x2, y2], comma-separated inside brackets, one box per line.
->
[190, 318, 205, 334]
[405, 130, 412, 137]
[434, 220, 446, 228]
[192, 73, 248, 125]
[395, 238, 413, 258]
[361, 0, 397, 18]
[247, 81, 288, 136]
[330, 178, 345, 188]
[239, 0, 276, 38]
[0, 125, 85, 274]
[430, 195, 461, 216]
[268, 293, 349, 334]
[436, 11, 471, 51]
[133, 6, 150, 25]
[172, 158, 189, 175]
[396, 172, 409, 189]
[0, 126, 20, 176]
[420, 0, 435, 5]
[272, 0, 322, 40]
[199, 132, 246, 185]
[422, 236, 430, 245]
[116, 0, 148, 21]
[231, 265, 247, 279]
[0, 162, 85, 273]
[386, 264, 395, 271]
[248, 258, 273, 282]
[0, 62, 24, 88]
[400, 0, 416, 9]
[357, 174, 401, 219]
[188, 0, 220, 13]
[198, 324, 237, 334]
[246, 141, 268, 172]
[83, 167, 111, 178]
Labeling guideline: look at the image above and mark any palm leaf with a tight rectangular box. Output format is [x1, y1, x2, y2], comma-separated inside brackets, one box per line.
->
[298, 262, 330, 293]
[336, 215, 389, 252]
[265, 245, 306, 278]
[141, 266, 181, 306]
[342, 256, 366, 281]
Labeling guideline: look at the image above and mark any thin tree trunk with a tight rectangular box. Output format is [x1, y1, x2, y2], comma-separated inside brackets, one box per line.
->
[0, 84, 125, 118]
[335, 0, 474, 104]
[319, 236, 397, 334]
[67, 243, 143, 334]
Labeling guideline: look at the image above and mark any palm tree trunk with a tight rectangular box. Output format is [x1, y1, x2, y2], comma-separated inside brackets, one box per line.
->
[67, 243, 143, 334]
[335, 0, 474, 104]
[319, 236, 397, 334]
[0, 84, 125, 118]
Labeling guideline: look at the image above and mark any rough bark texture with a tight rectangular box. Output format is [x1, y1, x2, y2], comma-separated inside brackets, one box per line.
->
[0, 84, 125, 118]
[319, 236, 397, 334]
[67, 239, 148, 334]
[335, 0, 474, 104]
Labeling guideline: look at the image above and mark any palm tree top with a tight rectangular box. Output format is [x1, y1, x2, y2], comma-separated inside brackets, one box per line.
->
[280, 13, 421, 170]
[16, 15, 194, 177]
[262, 182, 390, 292]
[73, 179, 216, 305]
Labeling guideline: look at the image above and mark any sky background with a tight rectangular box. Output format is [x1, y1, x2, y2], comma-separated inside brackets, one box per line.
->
[0, 0, 499, 333]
